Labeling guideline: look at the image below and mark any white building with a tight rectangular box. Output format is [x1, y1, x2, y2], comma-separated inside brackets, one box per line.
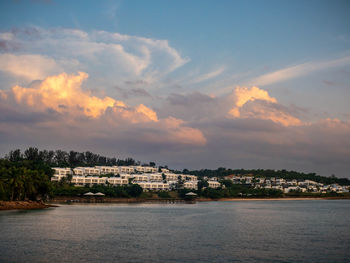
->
[51, 167, 72, 181]
[164, 173, 179, 181]
[208, 180, 221, 189]
[51, 165, 199, 191]
[71, 176, 107, 186]
[133, 166, 158, 173]
[73, 167, 100, 176]
[160, 168, 170, 173]
[118, 166, 135, 174]
[136, 182, 170, 191]
[184, 181, 198, 190]
[96, 166, 119, 175]
[107, 177, 129, 186]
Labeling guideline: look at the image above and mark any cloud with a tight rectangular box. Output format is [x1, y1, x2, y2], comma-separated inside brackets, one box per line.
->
[237, 100, 302, 127]
[0, 53, 61, 80]
[160, 87, 302, 127]
[228, 86, 277, 117]
[225, 86, 301, 126]
[191, 66, 226, 84]
[0, 72, 206, 149]
[249, 56, 350, 86]
[7, 72, 160, 123]
[0, 27, 189, 89]
[1, 26, 350, 177]
[114, 86, 151, 99]
[10, 72, 127, 119]
[135, 104, 158, 122]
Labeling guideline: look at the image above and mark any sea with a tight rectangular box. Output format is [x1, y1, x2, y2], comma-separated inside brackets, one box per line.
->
[0, 200, 349, 263]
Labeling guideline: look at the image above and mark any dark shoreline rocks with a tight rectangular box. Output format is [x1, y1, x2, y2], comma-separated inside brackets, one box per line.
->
[0, 201, 56, 211]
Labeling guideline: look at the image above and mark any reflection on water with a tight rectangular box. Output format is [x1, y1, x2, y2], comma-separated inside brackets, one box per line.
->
[0, 200, 349, 263]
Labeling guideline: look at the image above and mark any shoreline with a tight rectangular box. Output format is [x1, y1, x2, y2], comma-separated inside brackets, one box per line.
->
[197, 197, 350, 201]
[50, 195, 350, 204]
[0, 201, 56, 211]
[1, 196, 349, 210]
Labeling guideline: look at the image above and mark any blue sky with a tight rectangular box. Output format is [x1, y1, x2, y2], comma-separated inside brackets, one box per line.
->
[3, 0, 349, 116]
[0, 0, 350, 177]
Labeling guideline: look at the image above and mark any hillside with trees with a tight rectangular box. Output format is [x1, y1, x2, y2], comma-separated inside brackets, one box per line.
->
[1, 147, 350, 202]
[182, 167, 350, 186]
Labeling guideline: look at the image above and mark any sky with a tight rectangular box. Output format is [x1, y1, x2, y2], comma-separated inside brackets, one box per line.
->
[0, 0, 350, 177]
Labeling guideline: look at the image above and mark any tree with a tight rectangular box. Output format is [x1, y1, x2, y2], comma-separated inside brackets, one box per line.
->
[55, 150, 68, 167]
[126, 184, 142, 197]
[198, 180, 209, 190]
[68, 151, 79, 167]
[24, 147, 39, 161]
[6, 149, 23, 162]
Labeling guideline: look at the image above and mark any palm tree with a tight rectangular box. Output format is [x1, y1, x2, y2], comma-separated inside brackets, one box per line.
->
[8, 167, 25, 200]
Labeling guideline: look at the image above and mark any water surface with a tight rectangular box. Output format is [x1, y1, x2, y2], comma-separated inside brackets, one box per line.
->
[0, 200, 349, 262]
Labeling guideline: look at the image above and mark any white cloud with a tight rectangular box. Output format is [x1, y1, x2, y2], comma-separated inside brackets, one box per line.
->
[0, 27, 189, 87]
[0, 53, 60, 80]
[190, 66, 226, 84]
[249, 56, 350, 86]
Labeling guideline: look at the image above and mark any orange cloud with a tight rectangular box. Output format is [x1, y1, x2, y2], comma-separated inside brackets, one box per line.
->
[163, 117, 207, 145]
[136, 104, 159, 122]
[9, 72, 159, 123]
[0, 90, 7, 100]
[229, 86, 277, 117]
[241, 103, 302, 126]
[11, 72, 122, 118]
[228, 86, 301, 126]
[1, 71, 207, 146]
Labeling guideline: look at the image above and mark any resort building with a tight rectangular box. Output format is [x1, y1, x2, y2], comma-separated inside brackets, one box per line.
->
[51, 165, 200, 191]
[136, 182, 170, 191]
[107, 177, 129, 186]
[51, 168, 72, 181]
[118, 166, 135, 174]
[184, 181, 198, 190]
[160, 168, 170, 173]
[96, 166, 119, 175]
[133, 166, 158, 173]
[208, 180, 221, 189]
[73, 167, 100, 176]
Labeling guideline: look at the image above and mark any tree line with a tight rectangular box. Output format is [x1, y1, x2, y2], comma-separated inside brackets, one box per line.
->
[5, 147, 139, 167]
[178, 180, 283, 199]
[0, 147, 147, 201]
[182, 167, 350, 186]
[0, 159, 53, 201]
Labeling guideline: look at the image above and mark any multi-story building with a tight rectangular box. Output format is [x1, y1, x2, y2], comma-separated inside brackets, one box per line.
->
[118, 166, 135, 174]
[136, 182, 170, 191]
[133, 166, 158, 173]
[208, 180, 221, 189]
[96, 166, 119, 175]
[73, 167, 100, 176]
[107, 177, 129, 186]
[184, 181, 198, 190]
[51, 165, 199, 191]
[51, 168, 72, 181]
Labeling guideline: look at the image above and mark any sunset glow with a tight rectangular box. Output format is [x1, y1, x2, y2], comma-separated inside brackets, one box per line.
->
[0, 0, 349, 177]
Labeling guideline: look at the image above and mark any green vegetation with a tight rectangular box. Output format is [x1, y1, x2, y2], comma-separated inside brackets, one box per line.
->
[178, 181, 283, 199]
[6, 147, 139, 167]
[53, 183, 143, 198]
[0, 159, 53, 201]
[157, 191, 171, 198]
[1, 147, 349, 202]
[182, 167, 350, 186]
